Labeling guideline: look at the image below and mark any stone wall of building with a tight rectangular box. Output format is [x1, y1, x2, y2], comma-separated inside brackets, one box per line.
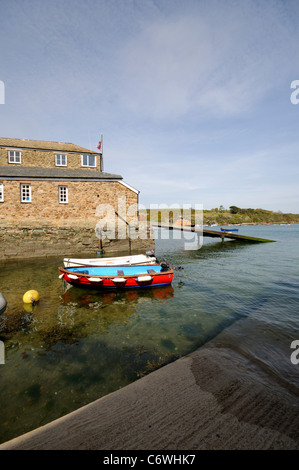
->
[0, 223, 154, 260]
[0, 180, 137, 224]
[0, 148, 101, 171]
[0, 140, 152, 260]
[0, 180, 155, 260]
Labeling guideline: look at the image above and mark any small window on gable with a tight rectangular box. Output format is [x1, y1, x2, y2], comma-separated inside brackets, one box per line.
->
[20, 184, 31, 203]
[8, 150, 21, 164]
[55, 154, 67, 166]
[59, 185, 68, 204]
[81, 154, 96, 167]
[0, 183, 3, 202]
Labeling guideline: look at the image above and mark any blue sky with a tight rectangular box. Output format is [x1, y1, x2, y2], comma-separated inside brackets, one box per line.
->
[1, 0, 299, 212]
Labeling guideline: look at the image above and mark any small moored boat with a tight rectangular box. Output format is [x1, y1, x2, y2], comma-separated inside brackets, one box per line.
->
[220, 227, 239, 232]
[175, 217, 195, 227]
[63, 251, 156, 268]
[59, 263, 173, 290]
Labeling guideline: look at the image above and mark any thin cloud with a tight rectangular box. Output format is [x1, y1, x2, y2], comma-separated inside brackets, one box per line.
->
[1, 0, 299, 212]
[112, 3, 299, 119]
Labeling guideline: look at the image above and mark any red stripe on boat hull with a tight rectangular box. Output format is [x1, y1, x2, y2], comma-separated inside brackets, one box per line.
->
[60, 269, 173, 290]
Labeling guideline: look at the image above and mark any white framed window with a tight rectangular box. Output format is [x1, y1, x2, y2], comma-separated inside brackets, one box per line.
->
[55, 154, 67, 166]
[59, 185, 68, 204]
[20, 184, 31, 203]
[81, 154, 96, 167]
[8, 150, 21, 164]
[0, 183, 3, 202]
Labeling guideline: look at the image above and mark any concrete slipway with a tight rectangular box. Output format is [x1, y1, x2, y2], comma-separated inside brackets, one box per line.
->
[0, 315, 298, 451]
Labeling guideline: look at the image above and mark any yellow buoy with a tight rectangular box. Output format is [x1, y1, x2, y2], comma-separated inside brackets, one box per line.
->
[23, 290, 40, 304]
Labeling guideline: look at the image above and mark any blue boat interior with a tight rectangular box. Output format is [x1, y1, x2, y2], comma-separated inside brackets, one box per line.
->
[67, 264, 163, 276]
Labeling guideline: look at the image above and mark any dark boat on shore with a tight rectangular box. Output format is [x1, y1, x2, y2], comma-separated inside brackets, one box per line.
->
[0, 293, 7, 315]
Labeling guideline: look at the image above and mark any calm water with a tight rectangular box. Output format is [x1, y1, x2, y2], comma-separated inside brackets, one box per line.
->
[0, 224, 298, 444]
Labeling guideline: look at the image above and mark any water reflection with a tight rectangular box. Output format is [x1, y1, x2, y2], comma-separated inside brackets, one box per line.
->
[0, 260, 179, 444]
[62, 283, 174, 306]
[2, 225, 294, 445]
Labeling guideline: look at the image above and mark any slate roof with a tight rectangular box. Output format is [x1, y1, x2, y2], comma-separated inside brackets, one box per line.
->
[0, 166, 122, 180]
[0, 137, 98, 154]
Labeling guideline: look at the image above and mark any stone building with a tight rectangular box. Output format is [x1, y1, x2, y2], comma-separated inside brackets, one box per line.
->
[0, 138, 150, 260]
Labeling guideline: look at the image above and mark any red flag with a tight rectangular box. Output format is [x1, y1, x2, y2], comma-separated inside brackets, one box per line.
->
[97, 140, 102, 150]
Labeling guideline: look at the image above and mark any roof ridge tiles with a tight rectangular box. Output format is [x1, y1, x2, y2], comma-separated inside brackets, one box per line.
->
[0, 166, 123, 180]
[0, 137, 99, 154]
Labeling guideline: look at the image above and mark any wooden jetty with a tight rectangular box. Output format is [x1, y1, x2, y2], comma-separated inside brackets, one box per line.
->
[151, 223, 276, 243]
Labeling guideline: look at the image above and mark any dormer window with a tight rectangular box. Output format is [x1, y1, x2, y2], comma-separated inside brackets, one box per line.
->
[81, 154, 96, 167]
[8, 150, 21, 164]
[55, 154, 67, 166]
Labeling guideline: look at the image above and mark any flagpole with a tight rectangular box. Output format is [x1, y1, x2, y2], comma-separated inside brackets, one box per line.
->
[101, 133, 103, 171]
[98, 133, 103, 171]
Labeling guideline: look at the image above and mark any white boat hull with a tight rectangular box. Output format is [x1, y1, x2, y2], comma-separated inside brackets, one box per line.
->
[63, 254, 157, 268]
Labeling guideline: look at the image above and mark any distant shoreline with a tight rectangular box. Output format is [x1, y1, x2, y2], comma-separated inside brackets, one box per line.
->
[203, 221, 295, 226]
[143, 207, 299, 226]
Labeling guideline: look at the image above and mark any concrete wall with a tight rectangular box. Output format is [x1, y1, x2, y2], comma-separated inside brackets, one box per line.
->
[0, 223, 154, 260]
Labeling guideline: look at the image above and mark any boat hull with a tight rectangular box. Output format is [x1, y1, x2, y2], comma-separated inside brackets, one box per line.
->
[63, 254, 156, 268]
[59, 264, 173, 290]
